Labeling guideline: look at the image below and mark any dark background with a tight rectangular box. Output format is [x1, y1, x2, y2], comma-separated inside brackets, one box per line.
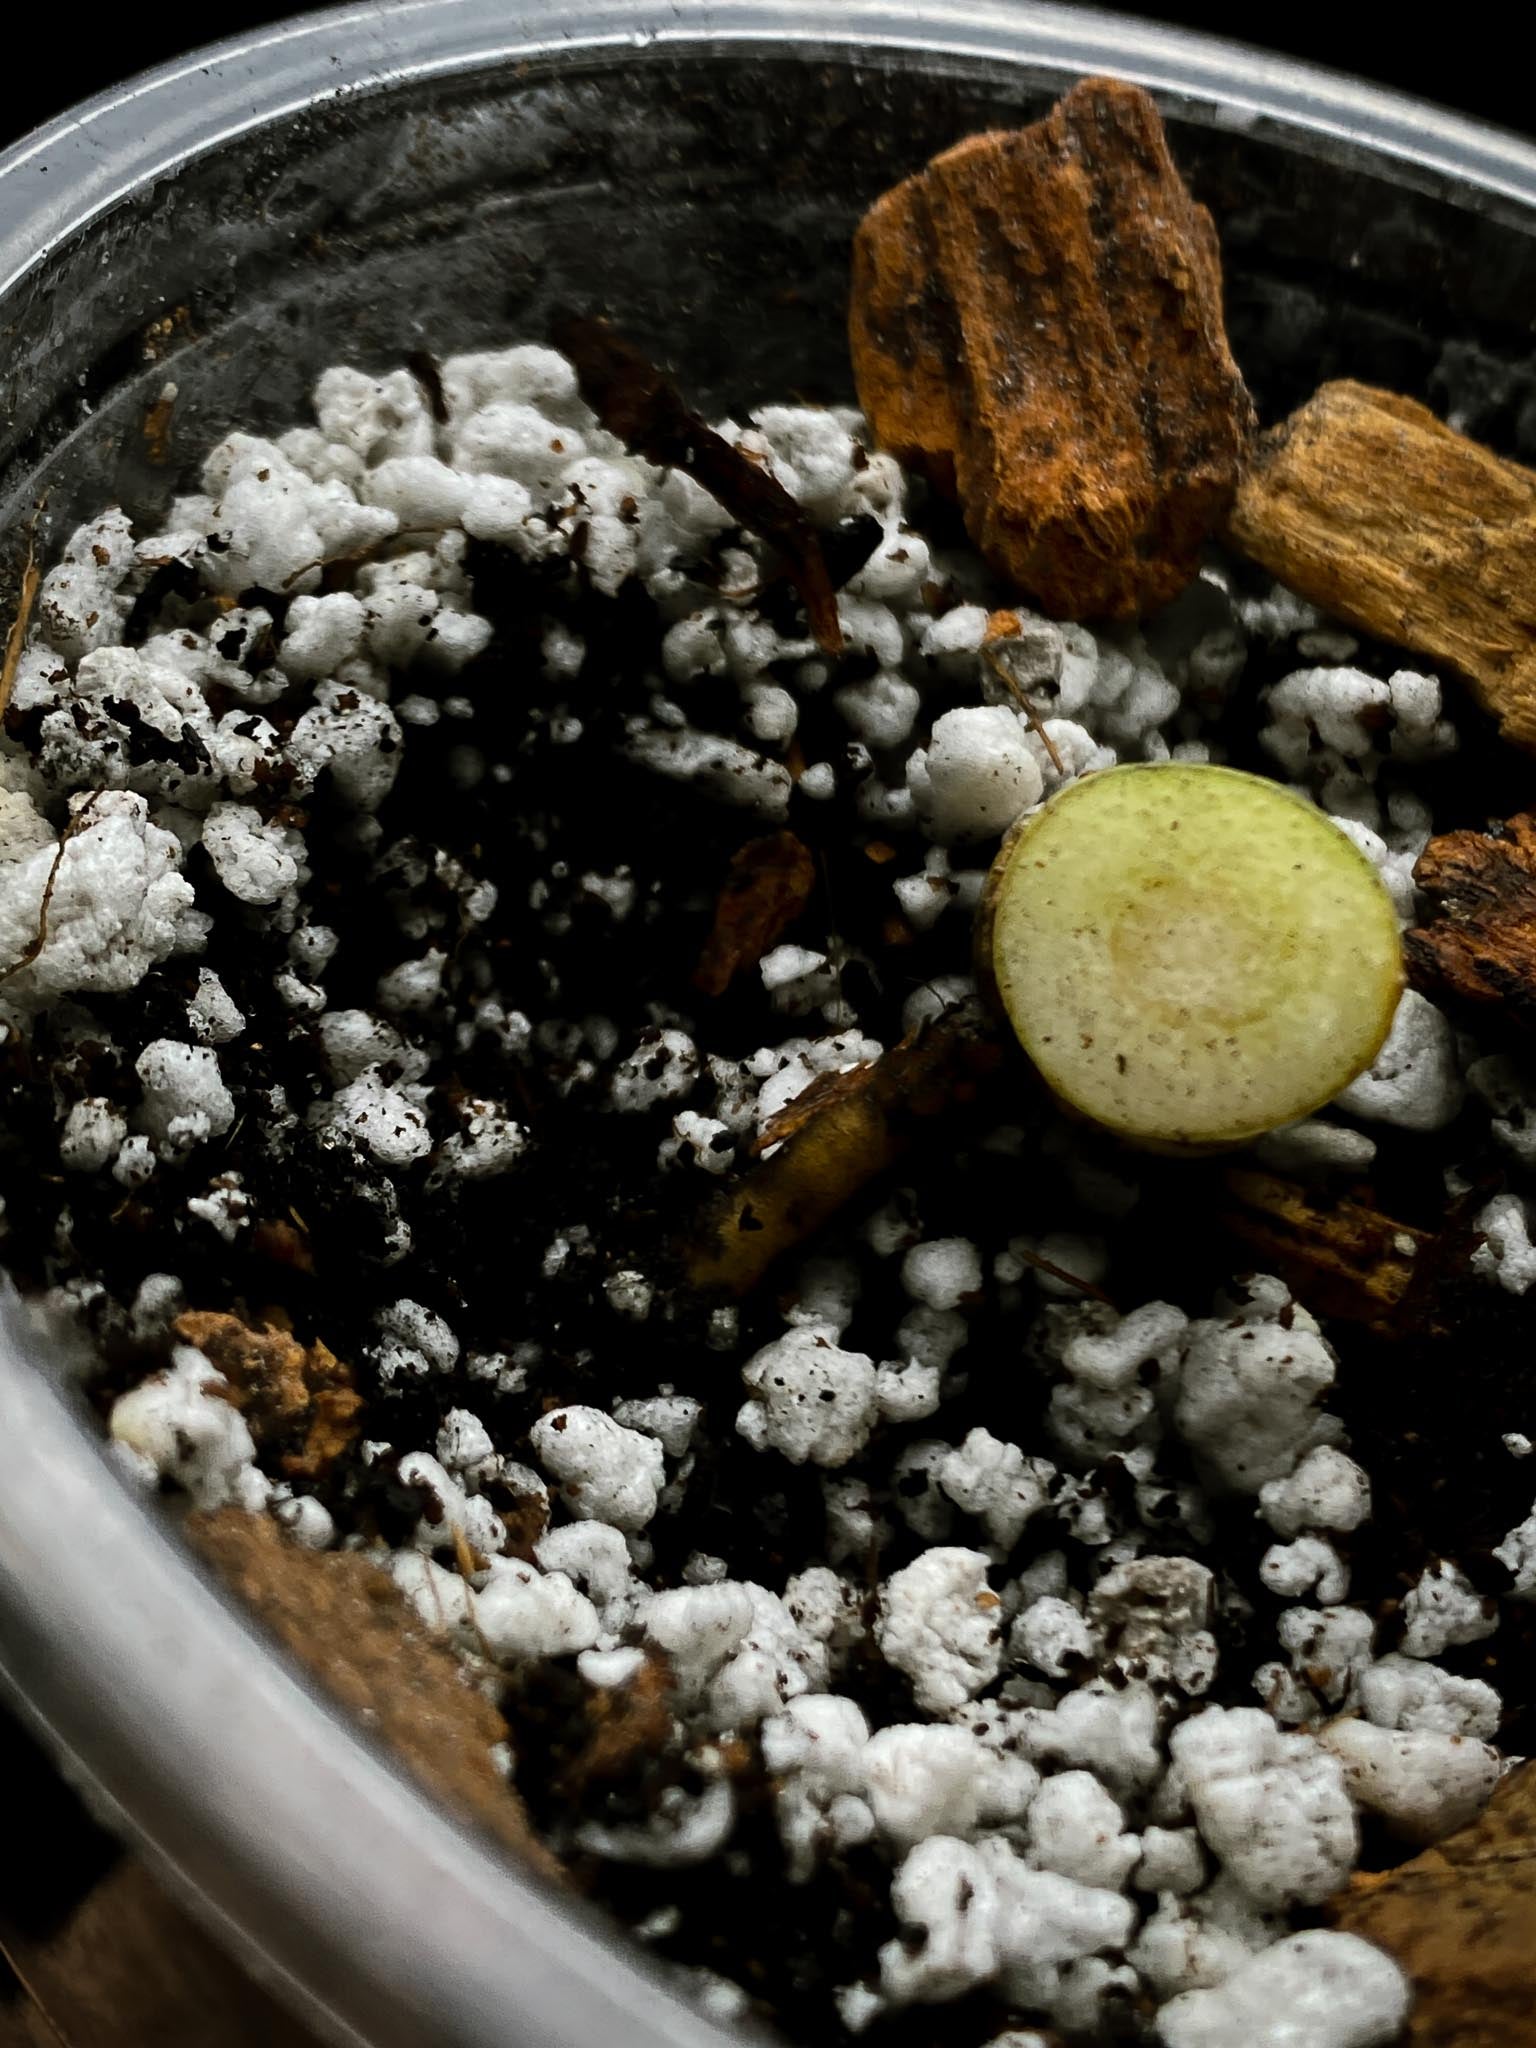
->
[1, 1, 1532, 148]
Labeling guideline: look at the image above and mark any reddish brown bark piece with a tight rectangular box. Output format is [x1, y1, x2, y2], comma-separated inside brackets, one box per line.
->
[1406, 812, 1536, 1031]
[1221, 1170, 1445, 1336]
[849, 77, 1253, 620]
[174, 1308, 362, 1480]
[693, 830, 817, 997]
[188, 1509, 561, 1880]
[684, 1006, 1008, 1296]
[1330, 1761, 1536, 2046]
[1228, 380, 1536, 753]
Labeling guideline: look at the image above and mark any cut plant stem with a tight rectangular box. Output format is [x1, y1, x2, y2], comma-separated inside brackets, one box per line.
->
[983, 763, 1403, 1151]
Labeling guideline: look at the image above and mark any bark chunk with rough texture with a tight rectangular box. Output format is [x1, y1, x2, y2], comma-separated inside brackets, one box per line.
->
[189, 1508, 560, 1879]
[1330, 1761, 1536, 2047]
[1407, 812, 1536, 1032]
[849, 77, 1254, 619]
[1221, 1169, 1440, 1337]
[1228, 380, 1536, 753]
[175, 1307, 362, 1480]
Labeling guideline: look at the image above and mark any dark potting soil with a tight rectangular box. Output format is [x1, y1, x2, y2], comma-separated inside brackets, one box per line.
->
[3, 496, 1535, 2047]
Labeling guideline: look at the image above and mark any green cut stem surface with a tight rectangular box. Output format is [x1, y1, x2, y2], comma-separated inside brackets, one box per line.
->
[988, 763, 1404, 1151]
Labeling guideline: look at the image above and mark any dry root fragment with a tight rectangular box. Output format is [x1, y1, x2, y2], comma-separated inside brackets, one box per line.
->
[0, 506, 42, 724]
[488, 1476, 551, 1564]
[0, 789, 111, 988]
[188, 1509, 559, 1879]
[684, 1006, 1008, 1297]
[404, 348, 450, 426]
[556, 314, 844, 654]
[1221, 1170, 1451, 1336]
[693, 830, 817, 997]
[982, 610, 1065, 773]
[173, 1308, 362, 1481]
[1228, 380, 1536, 752]
[1329, 1761, 1536, 2046]
[1406, 812, 1536, 1031]
[141, 387, 176, 467]
[849, 77, 1253, 619]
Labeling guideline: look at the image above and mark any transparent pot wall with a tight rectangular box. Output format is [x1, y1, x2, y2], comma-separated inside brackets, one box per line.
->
[7, 40, 1536, 579]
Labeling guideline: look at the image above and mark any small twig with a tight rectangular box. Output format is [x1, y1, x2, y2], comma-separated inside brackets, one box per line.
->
[280, 523, 445, 591]
[984, 645, 1065, 776]
[0, 498, 46, 724]
[405, 348, 450, 427]
[0, 791, 106, 986]
[555, 314, 845, 656]
[451, 1523, 497, 1664]
[1006, 1241, 1117, 1306]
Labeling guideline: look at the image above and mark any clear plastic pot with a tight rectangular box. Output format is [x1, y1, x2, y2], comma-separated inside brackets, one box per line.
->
[3, 5, 1536, 2044]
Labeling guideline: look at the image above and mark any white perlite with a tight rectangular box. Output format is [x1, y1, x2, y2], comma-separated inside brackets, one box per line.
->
[1398, 1561, 1498, 1658]
[1495, 1506, 1536, 1598]
[531, 1407, 666, 1532]
[1258, 1447, 1371, 1537]
[879, 1834, 1136, 2005]
[28, 342, 1528, 2045]
[1170, 1708, 1358, 1908]
[1174, 1288, 1336, 1493]
[937, 1429, 1056, 1551]
[201, 802, 302, 904]
[1317, 1720, 1501, 1845]
[1156, 1930, 1410, 2048]
[135, 1041, 236, 1154]
[737, 1327, 879, 1469]
[1358, 1653, 1501, 1739]
[0, 792, 199, 1005]
[110, 1345, 267, 1511]
[876, 1549, 1004, 1716]
[329, 1069, 431, 1167]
